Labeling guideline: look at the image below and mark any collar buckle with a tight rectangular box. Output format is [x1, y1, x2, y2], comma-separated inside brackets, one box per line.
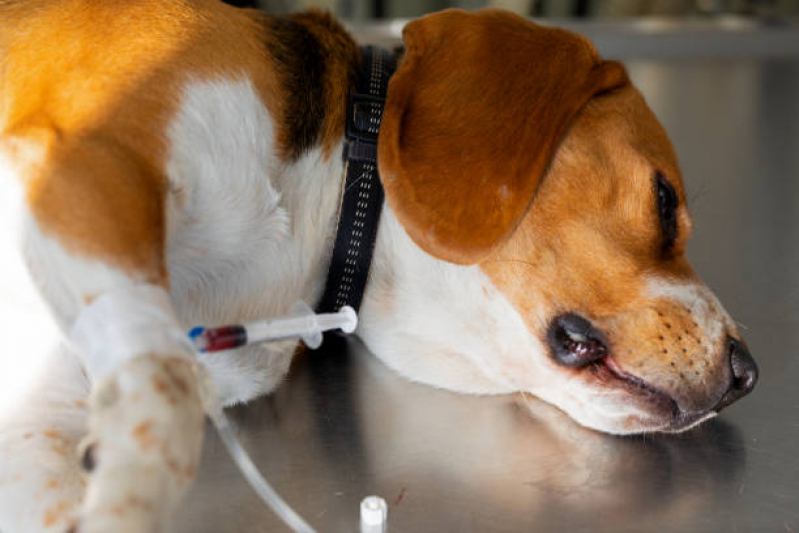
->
[344, 93, 385, 162]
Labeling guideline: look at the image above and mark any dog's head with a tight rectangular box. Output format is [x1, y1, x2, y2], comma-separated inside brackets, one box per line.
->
[362, 9, 757, 435]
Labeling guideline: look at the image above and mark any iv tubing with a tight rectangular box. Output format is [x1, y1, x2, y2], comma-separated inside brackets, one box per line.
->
[209, 407, 316, 533]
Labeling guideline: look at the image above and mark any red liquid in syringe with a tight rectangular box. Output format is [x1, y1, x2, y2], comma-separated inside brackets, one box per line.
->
[189, 325, 248, 353]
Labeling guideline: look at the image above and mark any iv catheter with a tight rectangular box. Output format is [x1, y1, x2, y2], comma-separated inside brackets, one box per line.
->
[188, 302, 357, 353]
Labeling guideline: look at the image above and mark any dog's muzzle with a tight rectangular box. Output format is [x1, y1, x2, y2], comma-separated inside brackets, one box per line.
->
[546, 312, 758, 420]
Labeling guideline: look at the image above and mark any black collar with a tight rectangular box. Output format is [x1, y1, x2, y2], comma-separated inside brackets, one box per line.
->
[316, 46, 397, 317]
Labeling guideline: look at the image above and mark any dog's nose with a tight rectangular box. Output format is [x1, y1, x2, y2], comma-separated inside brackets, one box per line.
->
[714, 336, 758, 411]
[547, 313, 608, 367]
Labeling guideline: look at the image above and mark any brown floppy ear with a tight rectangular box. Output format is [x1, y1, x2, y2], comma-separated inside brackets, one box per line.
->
[378, 9, 629, 264]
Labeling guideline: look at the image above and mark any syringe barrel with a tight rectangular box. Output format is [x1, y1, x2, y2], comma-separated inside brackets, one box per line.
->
[247, 309, 355, 342]
[315, 313, 347, 331]
[192, 325, 248, 353]
[248, 316, 316, 343]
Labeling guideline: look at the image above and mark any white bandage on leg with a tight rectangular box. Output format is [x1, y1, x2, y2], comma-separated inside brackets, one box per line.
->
[70, 284, 193, 382]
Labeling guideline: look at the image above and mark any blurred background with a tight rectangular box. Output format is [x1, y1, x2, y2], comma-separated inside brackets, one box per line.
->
[227, 0, 799, 20]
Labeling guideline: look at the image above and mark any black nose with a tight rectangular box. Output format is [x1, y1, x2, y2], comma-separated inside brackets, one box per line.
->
[548, 313, 608, 368]
[714, 336, 759, 411]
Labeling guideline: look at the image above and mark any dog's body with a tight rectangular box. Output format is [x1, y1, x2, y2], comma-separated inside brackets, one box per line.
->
[0, 2, 757, 531]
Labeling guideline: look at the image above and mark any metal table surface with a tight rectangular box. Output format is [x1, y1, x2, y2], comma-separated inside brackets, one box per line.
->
[174, 26, 799, 533]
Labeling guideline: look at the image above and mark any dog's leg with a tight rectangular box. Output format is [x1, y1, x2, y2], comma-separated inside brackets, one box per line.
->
[7, 132, 205, 532]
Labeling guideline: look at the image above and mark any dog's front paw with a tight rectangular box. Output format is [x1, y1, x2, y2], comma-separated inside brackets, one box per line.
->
[75, 354, 205, 533]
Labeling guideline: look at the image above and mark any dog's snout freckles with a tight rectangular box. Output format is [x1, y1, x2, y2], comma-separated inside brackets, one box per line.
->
[607, 303, 726, 410]
[591, 278, 752, 417]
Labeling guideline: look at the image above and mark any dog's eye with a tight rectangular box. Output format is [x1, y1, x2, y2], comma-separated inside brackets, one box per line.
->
[655, 171, 678, 252]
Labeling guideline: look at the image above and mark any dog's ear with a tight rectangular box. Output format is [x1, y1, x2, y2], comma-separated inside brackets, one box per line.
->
[378, 9, 629, 264]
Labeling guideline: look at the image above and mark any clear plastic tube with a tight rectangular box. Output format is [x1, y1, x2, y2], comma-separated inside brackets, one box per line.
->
[195, 362, 317, 533]
[210, 408, 316, 533]
[188, 303, 359, 533]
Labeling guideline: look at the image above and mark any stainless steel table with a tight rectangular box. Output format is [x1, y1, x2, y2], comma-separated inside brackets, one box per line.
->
[174, 22, 799, 533]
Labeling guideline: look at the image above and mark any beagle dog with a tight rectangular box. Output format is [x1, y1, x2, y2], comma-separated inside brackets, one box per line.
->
[0, 2, 757, 532]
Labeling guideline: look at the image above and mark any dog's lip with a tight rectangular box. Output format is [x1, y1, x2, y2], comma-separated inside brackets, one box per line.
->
[592, 358, 718, 432]
[587, 355, 691, 426]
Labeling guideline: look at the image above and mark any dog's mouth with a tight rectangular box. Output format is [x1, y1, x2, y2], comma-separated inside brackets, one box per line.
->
[549, 314, 712, 432]
[588, 355, 714, 432]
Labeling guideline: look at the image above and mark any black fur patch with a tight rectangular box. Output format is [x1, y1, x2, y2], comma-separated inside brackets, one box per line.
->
[265, 16, 326, 160]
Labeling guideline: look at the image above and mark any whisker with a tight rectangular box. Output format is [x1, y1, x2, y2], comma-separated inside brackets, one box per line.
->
[687, 180, 711, 206]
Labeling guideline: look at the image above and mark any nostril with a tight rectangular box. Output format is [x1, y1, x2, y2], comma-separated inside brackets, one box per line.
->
[715, 336, 759, 411]
[547, 313, 608, 368]
[729, 337, 758, 393]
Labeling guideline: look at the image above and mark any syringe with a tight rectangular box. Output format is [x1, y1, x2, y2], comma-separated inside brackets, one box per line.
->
[188, 302, 357, 353]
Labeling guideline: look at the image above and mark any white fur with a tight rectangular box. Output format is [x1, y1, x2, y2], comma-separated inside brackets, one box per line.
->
[360, 208, 549, 395]
[20, 211, 152, 329]
[2, 77, 344, 407]
[164, 78, 344, 404]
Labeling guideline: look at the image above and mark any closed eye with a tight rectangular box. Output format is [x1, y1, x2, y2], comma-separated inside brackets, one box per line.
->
[655, 171, 678, 254]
